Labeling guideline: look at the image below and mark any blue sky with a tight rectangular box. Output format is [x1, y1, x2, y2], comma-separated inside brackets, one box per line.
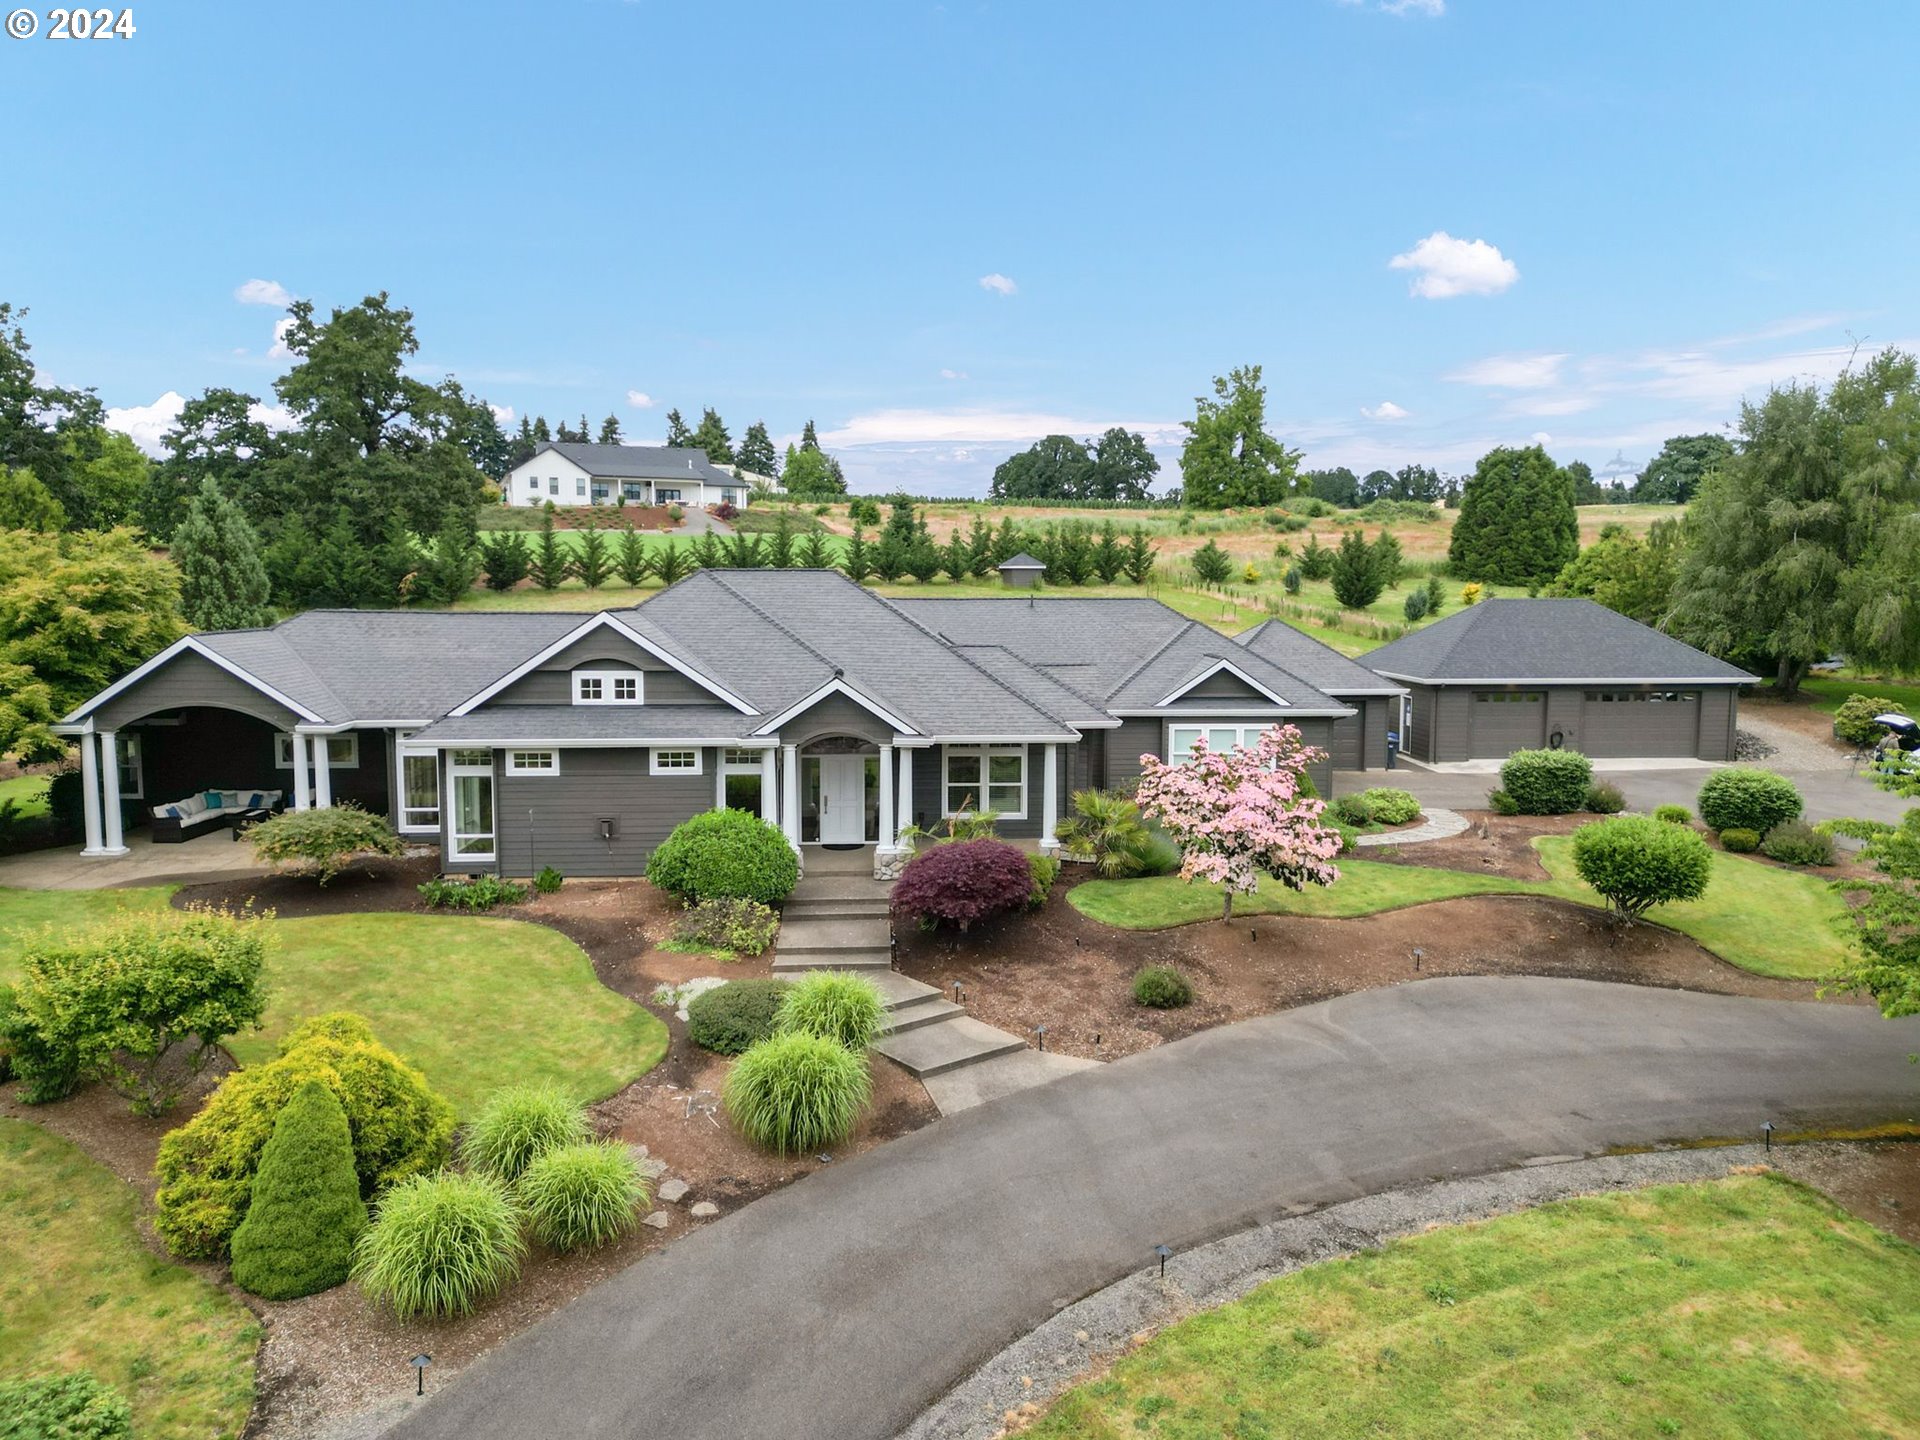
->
[6, 0, 1917, 494]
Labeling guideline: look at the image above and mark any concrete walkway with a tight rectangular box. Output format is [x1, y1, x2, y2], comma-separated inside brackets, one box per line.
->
[0, 831, 272, 890]
[377, 978, 1920, 1440]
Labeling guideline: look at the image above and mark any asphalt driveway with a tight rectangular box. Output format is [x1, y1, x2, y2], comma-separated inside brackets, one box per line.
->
[383, 978, 1920, 1440]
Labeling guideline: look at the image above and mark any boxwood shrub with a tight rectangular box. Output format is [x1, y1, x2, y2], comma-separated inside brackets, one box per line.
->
[1357, 787, 1421, 825]
[1697, 768, 1802, 835]
[1133, 965, 1193, 1009]
[646, 808, 799, 905]
[687, 978, 791, 1055]
[1498, 749, 1594, 814]
[1719, 827, 1760, 853]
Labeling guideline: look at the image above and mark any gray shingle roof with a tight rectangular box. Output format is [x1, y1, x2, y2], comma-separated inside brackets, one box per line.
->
[1235, 620, 1409, 696]
[407, 705, 761, 747]
[535, 442, 732, 484]
[996, 551, 1046, 569]
[1104, 625, 1352, 714]
[1362, 598, 1756, 684]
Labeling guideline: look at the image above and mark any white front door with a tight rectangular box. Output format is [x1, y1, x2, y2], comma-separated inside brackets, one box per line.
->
[819, 755, 867, 844]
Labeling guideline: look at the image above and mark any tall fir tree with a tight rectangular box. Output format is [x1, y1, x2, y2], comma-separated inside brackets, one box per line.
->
[800, 418, 822, 452]
[842, 524, 873, 583]
[570, 517, 613, 589]
[598, 414, 623, 444]
[1448, 444, 1578, 586]
[478, 529, 530, 590]
[652, 538, 693, 586]
[528, 508, 568, 590]
[228, 1080, 367, 1301]
[615, 520, 649, 587]
[664, 408, 693, 447]
[1123, 526, 1156, 584]
[967, 512, 995, 577]
[798, 529, 832, 569]
[171, 479, 273, 629]
[691, 408, 735, 464]
[736, 420, 778, 479]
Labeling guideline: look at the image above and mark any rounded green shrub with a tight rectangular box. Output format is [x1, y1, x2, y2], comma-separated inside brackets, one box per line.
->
[723, 1031, 872, 1155]
[1760, 820, 1835, 867]
[1654, 804, 1693, 825]
[229, 1080, 368, 1300]
[1132, 965, 1193, 1009]
[461, 1083, 588, 1185]
[1833, 693, 1908, 746]
[1570, 815, 1712, 920]
[0, 1372, 132, 1440]
[1357, 788, 1421, 825]
[1027, 852, 1061, 908]
[1718, 826, 1760, 854]
[155, 1012, 456, 1260]
[1485, 788, 1520, 817]
[646, 808, 798, 905]
[1330, 793, 1374, 827]
[1498, 749, 1594, 815]
[517, 1141, 647, 1253]
[1697, 767, 1802, 835]
[1583, 781, 1626, 814]
[777, 971, 889, 1050]
[687, 978, 790, 1055]
[351, 1171, 526, 1321]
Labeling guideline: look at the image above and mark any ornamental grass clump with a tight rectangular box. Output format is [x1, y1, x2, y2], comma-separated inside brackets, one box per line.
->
[229, 1079, 368, 1300]
[776, 971, 889, 1051]
[461, 1083, 588, 1186]
[723, 1031, 872, 1155]
[1569, 815, 1712, 921]
[516, 1141, 648, 1253]
[351, 1171, 526, 1321]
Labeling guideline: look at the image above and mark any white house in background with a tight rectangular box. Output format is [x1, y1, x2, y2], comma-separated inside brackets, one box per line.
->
[504, 441, 773, 509]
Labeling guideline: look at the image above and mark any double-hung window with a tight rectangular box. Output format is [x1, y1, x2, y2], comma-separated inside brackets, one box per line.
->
[505, 750, 560, 775]
[573, 670, 642, 704]
[450, 749, 496, 860]
[943, 745, 1025, 818]
[549, 477, 559, 495]
[650, 748, 702, 776]
[576, 478, 587, 497]
[1166, 724, 1272, 760]
[394, 732, 440, 833]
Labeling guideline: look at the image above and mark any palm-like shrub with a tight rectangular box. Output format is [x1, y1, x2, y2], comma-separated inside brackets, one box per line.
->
[517, 1141, 647, 1253]
[687, 978, 790, 1055]
[777, 971, 888, 1050]
[1498, 749, 1594, 814]
[351, 1172, 525, 1321]
[892, 838, 1034, 930]
[461, 1083, 588, 1186]
[229, 1079, 368, 1300]
[723, 1031, 872, 1155]
[248, 804, 405, 884]
[1698, 768, 1803, 835]
[1570, 815, 1712, 920]
[1054, 789, 1151, 878]
[646, 808, 799, 905]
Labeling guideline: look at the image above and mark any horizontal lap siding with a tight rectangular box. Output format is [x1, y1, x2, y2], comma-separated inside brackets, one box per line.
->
[777, 694, 896, 747]
[1101, 716, 1334, 799]
[494, 665, 712, 707]
[452, 747, 712, 876]
[910, 742, 1081, 840]
[1700, 689, 1737, 761]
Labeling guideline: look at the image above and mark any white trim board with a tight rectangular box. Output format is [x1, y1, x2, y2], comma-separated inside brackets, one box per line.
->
[1372, 671, 1752, 686]
[448, 612, 755, 717]
[751, 676, 919, 739]
[1154, 658, 1296, 710]
[60, 636, 328, 726]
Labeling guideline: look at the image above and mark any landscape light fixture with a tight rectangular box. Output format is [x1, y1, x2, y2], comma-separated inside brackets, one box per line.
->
[1035, 1024, 1048, 1052]
[1155, 1244, 1172, 1279]
[1412, 946, 1426, 972]
[1762, 1120, 1775, 1154]
[410, 1354, 431, 1397]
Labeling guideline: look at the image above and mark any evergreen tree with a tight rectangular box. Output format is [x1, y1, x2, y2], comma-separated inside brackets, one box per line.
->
[842, 524, 874, 583]
[229, 1080, 367, 1301]
[664, 408, 693, 447]
[415, 512, 480, 604]
[871, 532, 908, 582]
[528, 509, 568, 590]
[1448, 444, 1578, 586]
[532, 416, 552, 442]
[1092, 519, 1125, 583]
[172, 479, 273, 629]
[765, 510, 797, 569]
[882, 493, 918, 546]
[510, 415, 536, 468]
[615, 521, 649, 587]
[905, 531, 943, 582]
[692, 529, 724, 570]
[724, 530, 763, 567]
[939, 529, 972, 582]
[1372, 528, 1404, 588]
[989, 516, 1022, 566]
[478, 529, 530, 590]
[1424, 574, 1446, 615]
[570, 518, 613, 589]
[0, 466, 67, 532]
[652, 539, 693, 586]
[1190, 539, 1232, 585]
[736, 420, 778, 479]
[1048, 522, 1096, 584]
[691, 408, 735, 464]
[1298, 531, 1334, 580]
[1123, 527, 1155, 584]
[800, 419, 822, 452]
[798, 530, 832, 569]
[967, 512, 995, 578]
[1329, 529, 1388, 609]
[598, 414, 623, 444]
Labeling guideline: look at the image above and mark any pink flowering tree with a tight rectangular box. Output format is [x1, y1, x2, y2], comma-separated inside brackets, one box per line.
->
[1133, 724, 1342, 920]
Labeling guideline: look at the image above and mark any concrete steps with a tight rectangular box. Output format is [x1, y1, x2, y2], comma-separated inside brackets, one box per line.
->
[873, 1016, 1030, 1077]
[772, 947, 892, 972]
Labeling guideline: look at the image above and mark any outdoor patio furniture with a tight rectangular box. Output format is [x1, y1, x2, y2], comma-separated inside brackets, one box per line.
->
[151, 789, 284, 843]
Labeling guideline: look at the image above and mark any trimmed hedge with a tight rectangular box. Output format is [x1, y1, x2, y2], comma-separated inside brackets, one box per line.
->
[646, 808, 798, 904]
[1570, 815, 1712, 920]
[229, 1079, 368, 1300]
[1133, 965, 1193, 1009]
[1697, 768, 1802, 835]
[1499, 749, 1594, 815]
[1719, 827, 1760, 853]
[1357, 787, 1420, 825]
[687, 979, 790, 1055]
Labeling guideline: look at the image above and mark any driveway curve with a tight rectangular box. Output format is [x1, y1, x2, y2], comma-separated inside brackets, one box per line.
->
[387, 978, 1920, 1440]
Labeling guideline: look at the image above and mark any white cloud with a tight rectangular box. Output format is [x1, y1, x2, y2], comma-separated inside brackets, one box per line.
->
[977, 273, 1018, 297]
[234, 278, 293, 307]
[1389, 231, 1519, 299]
[267, 316, 296, 360]
[939, 368, 969, 381]
[1445, 352, 1568, 389]
[1381, 0, 1444, 14]
[1530, 431, 1554, 446]
[249, 402, 297, 432]
[489, 403, 515, 425]
[1361, 400, 1408, 420]
[105, 391, 188, 454]
[626, 390, 655, 409]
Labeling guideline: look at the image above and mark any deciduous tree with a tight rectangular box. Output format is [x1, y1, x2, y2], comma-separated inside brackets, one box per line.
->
[1633, 433, 1733, 504]
[1178, 365, 1301, 509]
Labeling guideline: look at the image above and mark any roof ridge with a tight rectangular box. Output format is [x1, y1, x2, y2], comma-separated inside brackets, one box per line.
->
[951, 642, 1111, 713]
[1106, 619, 1197, 701]
[702, 572, 839, 674]
[204, 629, 352, 722]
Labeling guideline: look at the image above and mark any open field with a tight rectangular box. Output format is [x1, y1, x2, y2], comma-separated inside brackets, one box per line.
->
[1024, 1173, 1920, 1440]
[1800, 674, 1920, 717]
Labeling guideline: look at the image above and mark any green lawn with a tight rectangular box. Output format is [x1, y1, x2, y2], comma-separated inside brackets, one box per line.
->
[0, 884, 177, 982]
[1025, 1174, 1920, 1440]
[0, 1118, 259, 1440]
[229, 913, 668, 1114]
[0, 771, 53, 819]
[1068, 837, 1852, 980]
[1799, 674, 1920, 718]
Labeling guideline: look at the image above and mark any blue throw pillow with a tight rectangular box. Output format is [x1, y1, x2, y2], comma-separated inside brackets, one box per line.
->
[203, 790, 224, 809]
[249, 791, 268, 809]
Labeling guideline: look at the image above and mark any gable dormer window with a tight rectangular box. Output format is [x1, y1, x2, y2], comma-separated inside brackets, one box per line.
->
[574, 669, 642, 705]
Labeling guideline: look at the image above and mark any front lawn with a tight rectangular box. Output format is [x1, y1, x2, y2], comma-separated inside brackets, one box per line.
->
[0, 1118, 259, 1440]
[0, 884, 177, 981]
[1068, 839, 1851, 980]
[228, 913, 668, 1115]
[1798, 673, 1920, 718]
[0, 771, 53, 818]
[1026, 1174, 1920, 1440]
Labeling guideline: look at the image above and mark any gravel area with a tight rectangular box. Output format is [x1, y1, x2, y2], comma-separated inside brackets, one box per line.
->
[1738, 703, 1855, 771]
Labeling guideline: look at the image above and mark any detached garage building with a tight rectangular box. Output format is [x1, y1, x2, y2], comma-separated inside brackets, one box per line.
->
[1364, 598, 1753, 764]
[1235, 620, 1408, 771]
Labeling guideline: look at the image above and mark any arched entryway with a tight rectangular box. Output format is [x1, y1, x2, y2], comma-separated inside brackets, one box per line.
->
[798, 735, 879, 845]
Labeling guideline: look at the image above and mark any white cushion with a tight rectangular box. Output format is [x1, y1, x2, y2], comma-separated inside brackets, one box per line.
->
[153, 803, 181, 821]
[179, 795, 208, 816]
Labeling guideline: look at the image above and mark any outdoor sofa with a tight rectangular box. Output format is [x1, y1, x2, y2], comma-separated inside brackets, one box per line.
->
[150, 788, 285, 843]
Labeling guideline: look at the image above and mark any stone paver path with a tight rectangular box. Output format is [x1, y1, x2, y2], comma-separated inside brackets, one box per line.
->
[1354, 805, 1468, 847]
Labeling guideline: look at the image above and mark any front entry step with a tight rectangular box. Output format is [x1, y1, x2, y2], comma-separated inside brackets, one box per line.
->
[873, 1016, 1030, 1078]
[776, 917, 890, 953]
[772, 945, 892, 972]
[788, 875, 893, 903]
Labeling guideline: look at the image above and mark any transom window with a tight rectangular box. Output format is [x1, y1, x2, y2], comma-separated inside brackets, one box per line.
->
[506, 750, 560, 775]
[722, 748, 763, 770]
[450, 750, 495, 860]
[944, 745, 1025, 818]
[1583, 690, 1698, 704]
[1166, 724, 1274, 760]
[651, 748, 702, 776]
[573, 670, 643, 705]
[1473, 692, 1544, 704]
[275, 732, 360, 768]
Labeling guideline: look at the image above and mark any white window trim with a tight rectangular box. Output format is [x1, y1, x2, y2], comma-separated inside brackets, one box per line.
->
[1166, 724, 1274, 760]
[276, 732, 360, 769]
[721, 748, 762, 774]
[573, 669, 645, 705]
[449, 750, 496, 861]
[393, 729, 441, 834]
[942, 744, 1026, 820]
[650, 747, 703, 776]
[505, 749, 561, 776]
[116, 733, 144, 800]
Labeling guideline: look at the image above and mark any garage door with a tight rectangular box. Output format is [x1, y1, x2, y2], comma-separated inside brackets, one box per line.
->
[1469, 691, 1545, 757]
[1579, 690, 1700, 758]
[1330, 710, 1363, 769]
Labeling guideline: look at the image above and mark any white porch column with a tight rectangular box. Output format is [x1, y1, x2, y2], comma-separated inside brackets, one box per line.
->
[99, 730, 128, 855]
[896, 747, 915, 845]
[714, 759, 727, 811]
[1040, 742, 1061, 852]
[312, 734, 334, 808]
[877, 744, 896, 851]
[759, 749, 777, 824]
[78, 730, 107, 856]
[290, 732, 311, 811]
[780, 743, 801, 850]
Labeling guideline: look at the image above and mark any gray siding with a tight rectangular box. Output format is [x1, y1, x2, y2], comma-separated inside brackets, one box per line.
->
[1098, 716, 1334, 800]
[908, 742, 1075, 841]
[93, 650, 301, 730]
[1179, 670, 1274, 703]
[776, 693, 896, 748]
[1700, 689, 1737, 762]
[1404, 684, 1437, 763]
[1421, 683, 1740, 762]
